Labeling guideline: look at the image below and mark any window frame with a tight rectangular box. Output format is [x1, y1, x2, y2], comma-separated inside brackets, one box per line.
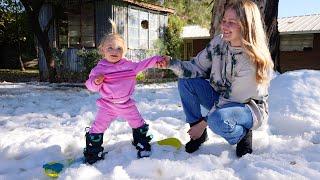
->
[127, 6, 162, 50]
[57, 1, 95, 49]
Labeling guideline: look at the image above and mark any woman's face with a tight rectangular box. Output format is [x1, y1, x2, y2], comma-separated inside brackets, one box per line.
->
[220, 8, 242, 47]
[103, 39, 124, 63]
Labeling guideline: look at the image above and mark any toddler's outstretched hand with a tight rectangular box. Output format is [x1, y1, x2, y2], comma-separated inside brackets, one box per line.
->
[94, 74, 104, 85]
[156, 55, 171, 68]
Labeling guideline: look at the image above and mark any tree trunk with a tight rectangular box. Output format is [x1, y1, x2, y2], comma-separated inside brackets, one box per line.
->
[263, 0, 281, 72]
[210, 0, 281, 72]
[14, 2, 26, 72]
[20, 0, 57, 82]
[17, 41, 26, 71]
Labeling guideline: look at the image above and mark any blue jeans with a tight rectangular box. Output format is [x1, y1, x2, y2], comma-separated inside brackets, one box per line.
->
[178, 78, 253, 145]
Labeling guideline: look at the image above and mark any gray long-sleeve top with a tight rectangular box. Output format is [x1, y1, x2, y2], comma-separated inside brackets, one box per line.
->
[168, 35, 272, 130]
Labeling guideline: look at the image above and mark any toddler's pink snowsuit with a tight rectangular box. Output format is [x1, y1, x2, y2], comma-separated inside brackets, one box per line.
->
[85, 56, 162, 133]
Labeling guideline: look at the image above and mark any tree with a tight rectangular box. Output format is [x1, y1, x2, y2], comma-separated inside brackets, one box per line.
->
[210, 0, 281, 72]
[164, 0, 213, 28]
[11, 0, 25, 71]
[0, 0, 32, 71]
[20, 0, 59, 82]
[163, 15, 185, 58]
[142, 0, 213, 28]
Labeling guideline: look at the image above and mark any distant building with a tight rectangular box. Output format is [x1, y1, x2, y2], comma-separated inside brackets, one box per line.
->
[181, 25, 210, 60]
[38, 0, 173, 73]
[278, 14, 320, 72]
[182, 14, 320, 72]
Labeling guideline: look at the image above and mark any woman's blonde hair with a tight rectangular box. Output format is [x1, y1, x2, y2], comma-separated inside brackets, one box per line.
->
[97, 19, 127, 56]
[225, 0, 274, 84]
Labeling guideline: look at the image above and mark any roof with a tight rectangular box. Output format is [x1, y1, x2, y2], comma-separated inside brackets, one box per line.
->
[278, 14, 320, 34]
[123, 0, 174, 14]
[181, 25, 210, 39]
[182, 14, 320, 39]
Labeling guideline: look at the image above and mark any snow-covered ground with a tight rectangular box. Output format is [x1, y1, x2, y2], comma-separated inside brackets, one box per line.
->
[0, 70, 320, 179]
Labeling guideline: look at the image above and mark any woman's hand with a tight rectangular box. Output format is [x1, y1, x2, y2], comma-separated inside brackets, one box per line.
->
[94, 75, 104, 85]
[188, 120, 207, 140]
[156, 55, 171, 68]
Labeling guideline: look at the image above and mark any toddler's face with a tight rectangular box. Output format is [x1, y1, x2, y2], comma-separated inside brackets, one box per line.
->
[103, 39, 125, 63]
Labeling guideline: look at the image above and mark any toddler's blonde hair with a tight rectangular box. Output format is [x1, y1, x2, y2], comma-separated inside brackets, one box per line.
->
[97, 19, 127, 56]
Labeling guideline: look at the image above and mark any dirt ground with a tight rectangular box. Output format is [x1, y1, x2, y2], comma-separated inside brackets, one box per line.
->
[0, 69, 39, 82]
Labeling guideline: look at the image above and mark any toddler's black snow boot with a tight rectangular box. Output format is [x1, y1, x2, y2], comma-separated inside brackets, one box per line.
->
[83, 130, 105, 164]
[132, 124, 152, 158]
[236, 129, 252, 157]
[185, 119, 208, 153]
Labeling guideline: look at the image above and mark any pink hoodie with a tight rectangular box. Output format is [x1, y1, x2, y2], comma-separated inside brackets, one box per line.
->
[85, 56, 162, 105]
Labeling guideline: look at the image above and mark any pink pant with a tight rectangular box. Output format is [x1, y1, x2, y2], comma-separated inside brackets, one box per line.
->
[90, 99, 145, 133]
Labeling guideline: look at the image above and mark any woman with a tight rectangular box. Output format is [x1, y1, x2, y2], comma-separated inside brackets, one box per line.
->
[157, 0, 274, 157]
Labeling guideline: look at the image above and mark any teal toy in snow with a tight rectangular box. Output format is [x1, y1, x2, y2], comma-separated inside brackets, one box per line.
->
[42, 137, 182, 178]
[43, 151, 108, 178]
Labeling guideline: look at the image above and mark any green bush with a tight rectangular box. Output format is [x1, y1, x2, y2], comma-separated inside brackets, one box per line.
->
[155, 15, 184, 59]
[77, 49, 102, 77]
[136, 72, 146, 81]
[52, 47, 66, 70]
[56, 71, 87, 83]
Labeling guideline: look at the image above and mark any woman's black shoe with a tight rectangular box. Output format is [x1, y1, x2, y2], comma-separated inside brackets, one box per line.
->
[236, 129, 252, 157]
[185, 119, 208, 153]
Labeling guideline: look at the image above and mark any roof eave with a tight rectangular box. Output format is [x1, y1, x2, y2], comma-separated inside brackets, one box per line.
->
[280, 30, 320, 35]
[123, 0, 175, 14]
[182, 36, 211, 40]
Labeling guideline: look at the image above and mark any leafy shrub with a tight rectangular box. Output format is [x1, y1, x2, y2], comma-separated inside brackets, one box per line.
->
[77, 48, 102, 77]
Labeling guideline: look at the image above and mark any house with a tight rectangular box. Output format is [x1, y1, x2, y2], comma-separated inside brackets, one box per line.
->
[278, 14, 320, 72]
[182, 14, 320, 72]
[38, 0, 174, 73]
[181, 25, 211, 60]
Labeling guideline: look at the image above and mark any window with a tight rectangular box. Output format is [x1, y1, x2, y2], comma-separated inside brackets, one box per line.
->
[128, 7, 161, 50]
[58, 1, 95, 48]
[280, 34, 313, 51]
[139, 10, 149, 49]
[141, 20, 149, 29]
[128, 8, 139, 49]
[184, 40, 193, 60]
[159, 15, 167, 37]
[149, 13, 159, 49]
